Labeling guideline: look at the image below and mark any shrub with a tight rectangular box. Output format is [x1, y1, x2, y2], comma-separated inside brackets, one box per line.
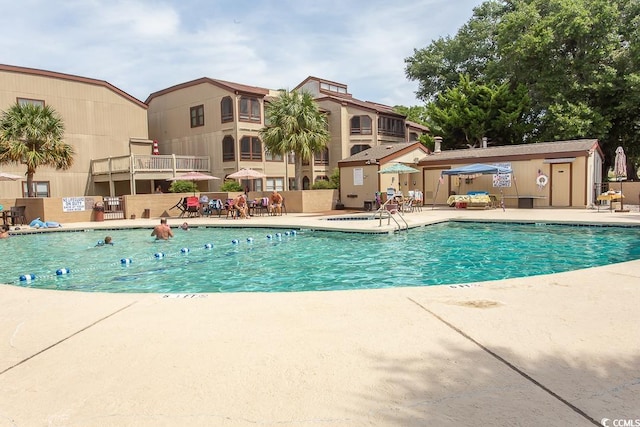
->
[169, 180, 198, 193]
[221, 180, 243, 192]
[311, 179, 334, 190]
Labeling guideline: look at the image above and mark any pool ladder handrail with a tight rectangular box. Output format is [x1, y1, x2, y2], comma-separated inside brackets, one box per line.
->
[372, 200, 408, 231]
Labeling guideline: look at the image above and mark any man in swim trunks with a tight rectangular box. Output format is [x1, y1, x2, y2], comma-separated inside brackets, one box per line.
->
[151, 218, 174, 240]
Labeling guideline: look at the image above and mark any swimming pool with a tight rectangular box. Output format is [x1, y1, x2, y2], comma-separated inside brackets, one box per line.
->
[2, 222, 640, 293]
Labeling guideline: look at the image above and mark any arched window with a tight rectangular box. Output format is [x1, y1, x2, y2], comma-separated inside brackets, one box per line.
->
[240, 136, 262, 160]
[350, 115, 372, 135]
[302, 176, 310, 190]
[221, 97, 233, 122]
[239, 97, 261, 122]
[222, 135, 235, 161]
[350, 144, 371, 156]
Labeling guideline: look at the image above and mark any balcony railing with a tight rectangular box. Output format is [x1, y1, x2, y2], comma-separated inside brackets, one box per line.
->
[91, 154, 210, 175]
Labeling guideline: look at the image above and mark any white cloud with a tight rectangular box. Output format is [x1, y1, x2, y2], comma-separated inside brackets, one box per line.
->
[1, 0, 484, 106]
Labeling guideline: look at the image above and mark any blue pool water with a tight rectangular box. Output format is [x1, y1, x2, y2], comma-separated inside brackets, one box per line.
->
[2, 222, 640, 293]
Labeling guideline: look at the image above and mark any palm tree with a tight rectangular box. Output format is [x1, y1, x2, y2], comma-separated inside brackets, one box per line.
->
[260, 90, 329, 190]
[0, 103, 74, 196]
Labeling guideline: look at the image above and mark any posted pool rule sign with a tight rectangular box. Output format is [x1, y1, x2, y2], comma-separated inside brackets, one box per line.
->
[62, 197, 86, 212]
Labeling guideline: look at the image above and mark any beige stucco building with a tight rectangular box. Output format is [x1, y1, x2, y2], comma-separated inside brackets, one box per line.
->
[0, 64, 151, 198]
[419, 139, 604, 208]
[338, 142, 431, 210]
[146, 76, 430, 192]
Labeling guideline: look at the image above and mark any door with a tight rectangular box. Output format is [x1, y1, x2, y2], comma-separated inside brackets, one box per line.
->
[551, 164, 571, 206]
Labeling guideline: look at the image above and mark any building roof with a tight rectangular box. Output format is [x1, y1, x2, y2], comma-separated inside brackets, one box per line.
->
[338, 142, 430, 166]
[317, 93, 403, 117]
[0, 64, 147, 109]
[145, 77, 270, 104]
[419, 139, 601, 166]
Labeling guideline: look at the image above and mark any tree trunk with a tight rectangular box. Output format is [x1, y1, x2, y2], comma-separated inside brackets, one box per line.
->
[26, 169, 35, 197]
[294, 157, 303, 190]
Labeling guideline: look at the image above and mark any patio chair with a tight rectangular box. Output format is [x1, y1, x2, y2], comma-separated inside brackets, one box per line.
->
[254, 197, 269, 216]
[205, 199, 224, 217]
[185, 196, 200, 217]
[170, 198, 188, 217]
[8, 206, 27, 225]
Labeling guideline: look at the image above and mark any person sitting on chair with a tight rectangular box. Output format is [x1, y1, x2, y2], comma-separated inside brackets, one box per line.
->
[233, 194, 248, 219]
[269, 190, 283, 215]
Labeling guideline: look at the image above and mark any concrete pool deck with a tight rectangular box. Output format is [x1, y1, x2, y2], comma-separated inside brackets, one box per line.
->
[1, 207, 639, 426]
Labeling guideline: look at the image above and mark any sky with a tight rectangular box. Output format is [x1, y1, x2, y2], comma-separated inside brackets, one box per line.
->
[1, 0, 485, 107]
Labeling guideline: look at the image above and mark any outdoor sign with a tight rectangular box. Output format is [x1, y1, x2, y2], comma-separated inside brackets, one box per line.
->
[353, 168, 364, 186]
[62, 197, 86, 212]
[492, 163, 512, 188]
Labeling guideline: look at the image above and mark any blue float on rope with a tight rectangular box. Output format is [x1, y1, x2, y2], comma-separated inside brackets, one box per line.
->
[266, 234, 272, 239]
[291, 230, 297, 235]
[231, 239, 239, 245]
[19, 274, 36, 282]
[120, 258, 132, 265]
[246, 237, 253, 243]
[56, 268, 70, 276]
[154, 252, 165, 258]
[204, 243, 213, 249]
[181, 248, 190, 253]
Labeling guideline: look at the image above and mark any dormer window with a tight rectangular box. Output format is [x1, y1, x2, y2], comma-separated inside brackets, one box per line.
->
[319, 82, 347, 94]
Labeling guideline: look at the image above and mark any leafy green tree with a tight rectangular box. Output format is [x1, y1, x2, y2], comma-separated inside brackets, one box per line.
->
[405, 1, 506, 100]
[426, 75, 531, 148]
[0, 103, 74, 197]
[260, 90, 330, 190]
[405, 0, 640, 177]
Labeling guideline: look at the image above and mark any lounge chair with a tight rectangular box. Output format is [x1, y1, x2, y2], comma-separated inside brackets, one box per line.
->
[170, 198, 188, 217]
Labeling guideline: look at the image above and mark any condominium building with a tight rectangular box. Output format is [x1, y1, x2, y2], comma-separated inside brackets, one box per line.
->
[1, 64, 428, 198]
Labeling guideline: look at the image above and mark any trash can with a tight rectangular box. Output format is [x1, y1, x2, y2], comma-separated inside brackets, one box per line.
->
[93, 203, 105, 222]
[364, 200, 374, 211]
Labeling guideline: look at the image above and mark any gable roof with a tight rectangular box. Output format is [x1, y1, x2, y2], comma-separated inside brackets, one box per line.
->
[0, 64, 147, 109]
[338, 142, 430, 166]
[419, 139, 601, 166]
[145, 77, 270, 104]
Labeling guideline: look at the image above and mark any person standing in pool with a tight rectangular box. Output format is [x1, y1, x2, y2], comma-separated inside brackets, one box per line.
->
[151, 218, 174, 240]
[0, 224, 9, 239]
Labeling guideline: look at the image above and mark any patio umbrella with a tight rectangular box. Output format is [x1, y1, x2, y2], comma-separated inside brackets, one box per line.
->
[614, 146, 627, 211]
[614, 146, 627, 180]
[167, 171, 221, 195]
[226, 168, 267, 179]
[166, 171, 221, 182]
[378, 163, 420, 174]
[0, 172, 22, 181]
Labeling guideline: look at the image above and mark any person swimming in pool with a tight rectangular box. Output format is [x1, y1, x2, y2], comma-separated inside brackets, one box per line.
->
[0, 224, 10, 239]
[151, 218, 174, 240]
[96, 236, 114, 246]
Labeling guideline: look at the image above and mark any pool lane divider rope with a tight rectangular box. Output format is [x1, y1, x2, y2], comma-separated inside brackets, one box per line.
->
[13, 230, 298, 286]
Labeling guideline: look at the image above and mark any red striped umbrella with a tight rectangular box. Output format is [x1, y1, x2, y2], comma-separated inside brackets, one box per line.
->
[152, 140, 160, 155]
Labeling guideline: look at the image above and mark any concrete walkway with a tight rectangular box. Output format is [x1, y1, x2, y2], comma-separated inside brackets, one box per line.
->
[1, 207, 639, 426]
